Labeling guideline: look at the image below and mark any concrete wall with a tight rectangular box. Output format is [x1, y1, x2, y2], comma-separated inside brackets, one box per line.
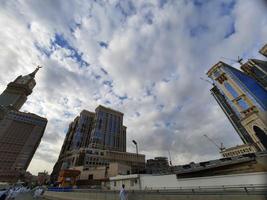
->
[110, 174, 140, 190]
[141, 172, 267, 189]
[110, 172, 267, 190]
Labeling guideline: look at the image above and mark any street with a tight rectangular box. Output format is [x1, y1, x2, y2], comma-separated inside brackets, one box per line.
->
[13, 192, 45, 200]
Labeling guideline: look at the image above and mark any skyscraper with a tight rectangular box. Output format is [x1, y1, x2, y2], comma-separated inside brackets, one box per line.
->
[0, 67, 39, 111]
[0, 67, 47, 182]
[207, 61, 267, 151]
[210, 85, 253, 144]
[0, 111, 47, 182]
[89, 105, 126, 152]
[51, 105, 145, 183]
[60, 110, 95, 155]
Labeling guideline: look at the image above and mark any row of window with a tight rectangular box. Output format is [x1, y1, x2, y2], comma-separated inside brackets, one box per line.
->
[223, 82, 250, 111]
[223, 147, 253, 157]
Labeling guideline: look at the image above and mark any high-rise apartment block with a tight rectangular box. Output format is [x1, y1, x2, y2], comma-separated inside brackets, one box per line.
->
[0, 67, 47, 182]
[89, 105, 126, 152]
[60, 110, 95, 154]
[60, 106, 126, 154]
[51, 105, 145, 183]
[207, 49, 267, 154]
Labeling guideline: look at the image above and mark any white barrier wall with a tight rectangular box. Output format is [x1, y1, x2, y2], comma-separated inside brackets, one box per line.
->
[140, 172, 267, 189]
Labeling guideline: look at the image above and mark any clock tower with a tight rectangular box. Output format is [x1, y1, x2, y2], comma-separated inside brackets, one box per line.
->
[0, 66, 41, 111]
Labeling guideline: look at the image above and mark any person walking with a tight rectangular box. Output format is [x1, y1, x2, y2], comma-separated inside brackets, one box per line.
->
[119, 184, 128, 200]
[0, 189, 8, 200]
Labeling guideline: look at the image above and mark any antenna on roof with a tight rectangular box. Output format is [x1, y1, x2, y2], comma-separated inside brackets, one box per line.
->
[168, 150, 173, 166]
[200, 77, 214, 85]
[221, 56, 243, 65]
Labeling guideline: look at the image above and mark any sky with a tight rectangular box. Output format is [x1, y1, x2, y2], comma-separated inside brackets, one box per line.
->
[0, 0, 267, 175]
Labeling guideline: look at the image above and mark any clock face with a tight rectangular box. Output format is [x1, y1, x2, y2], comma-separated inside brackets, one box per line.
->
[16, 75, 31, 84]
[28, 80, 36, 89]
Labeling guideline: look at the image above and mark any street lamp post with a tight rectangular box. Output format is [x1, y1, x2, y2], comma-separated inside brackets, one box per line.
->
[132, 140, 138, 155]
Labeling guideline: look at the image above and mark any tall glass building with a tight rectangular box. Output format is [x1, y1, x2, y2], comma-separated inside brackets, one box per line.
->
[51, 105, 131, 182]
[210, 85, 253, 144]
[89, 105, 126, 152]
[59, 110, 95, 155]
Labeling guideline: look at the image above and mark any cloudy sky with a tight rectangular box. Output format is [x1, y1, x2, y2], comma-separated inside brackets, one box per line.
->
[0, 0, 267, 175]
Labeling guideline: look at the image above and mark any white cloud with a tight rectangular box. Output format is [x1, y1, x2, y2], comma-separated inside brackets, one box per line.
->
[0, 0, 266, 175]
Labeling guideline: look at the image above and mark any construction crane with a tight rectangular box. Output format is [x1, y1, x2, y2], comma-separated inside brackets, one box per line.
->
[203, 134, 226, 152]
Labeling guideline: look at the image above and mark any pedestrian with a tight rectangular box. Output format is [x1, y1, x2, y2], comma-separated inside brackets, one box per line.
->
[119, 184, 128, 200]
[0, 189, 8, 200]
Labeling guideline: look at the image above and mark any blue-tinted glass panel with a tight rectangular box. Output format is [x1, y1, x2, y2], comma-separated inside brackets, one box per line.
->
[98, 118, 102, 130]
[226, 66, 267, 110]
[253, 68, 265, 77]
[237, 99, 249, 110]
[95, 130, 102, 139]
[224, 82, 239, 98]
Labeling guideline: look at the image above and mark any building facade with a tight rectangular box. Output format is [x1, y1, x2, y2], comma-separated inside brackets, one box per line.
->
[89, 105, 126, 152]
[207, 61, 267, 151]
[220, 143, 257, 158]
[210, 85, 253, 144]
[146, 157, 170, 174]
[241, 59, 267, 90]
[259, 43, 267, 57]
[59, 110, 95, 155]
[0, 67, 47, 182]
[52, 105, 145, 183]
[0, 67, 39, 111]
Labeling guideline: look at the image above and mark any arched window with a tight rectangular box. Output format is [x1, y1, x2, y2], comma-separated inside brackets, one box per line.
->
[224, 82, 239, 98]
[253, 126, 267, 149]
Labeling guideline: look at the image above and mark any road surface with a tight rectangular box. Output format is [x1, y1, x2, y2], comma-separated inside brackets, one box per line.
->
[13, 192, 45, 200]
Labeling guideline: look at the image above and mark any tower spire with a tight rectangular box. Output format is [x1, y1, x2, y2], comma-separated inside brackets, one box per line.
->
[29, 65, 42, 78]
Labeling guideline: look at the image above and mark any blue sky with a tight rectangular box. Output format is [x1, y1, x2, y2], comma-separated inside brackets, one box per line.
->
[0, 0, 266, 175]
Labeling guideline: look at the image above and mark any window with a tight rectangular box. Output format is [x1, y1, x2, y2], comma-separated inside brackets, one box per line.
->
[236, 98, 250, 110]
[213, 70, 221, 78]
[224, 82, 239, 98]
[88, 174, 93, 180]
[98, 118, 102, 130]
[114, 181, 116, 186]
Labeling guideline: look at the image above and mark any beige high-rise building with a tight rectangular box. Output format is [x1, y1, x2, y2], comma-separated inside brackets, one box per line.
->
[207, 61, 267, 152]
[0, 67, 47, 182]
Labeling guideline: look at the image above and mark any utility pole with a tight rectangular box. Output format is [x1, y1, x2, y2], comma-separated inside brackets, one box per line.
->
[168, 150, 173, 166]
[132, 140, 138, 155]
